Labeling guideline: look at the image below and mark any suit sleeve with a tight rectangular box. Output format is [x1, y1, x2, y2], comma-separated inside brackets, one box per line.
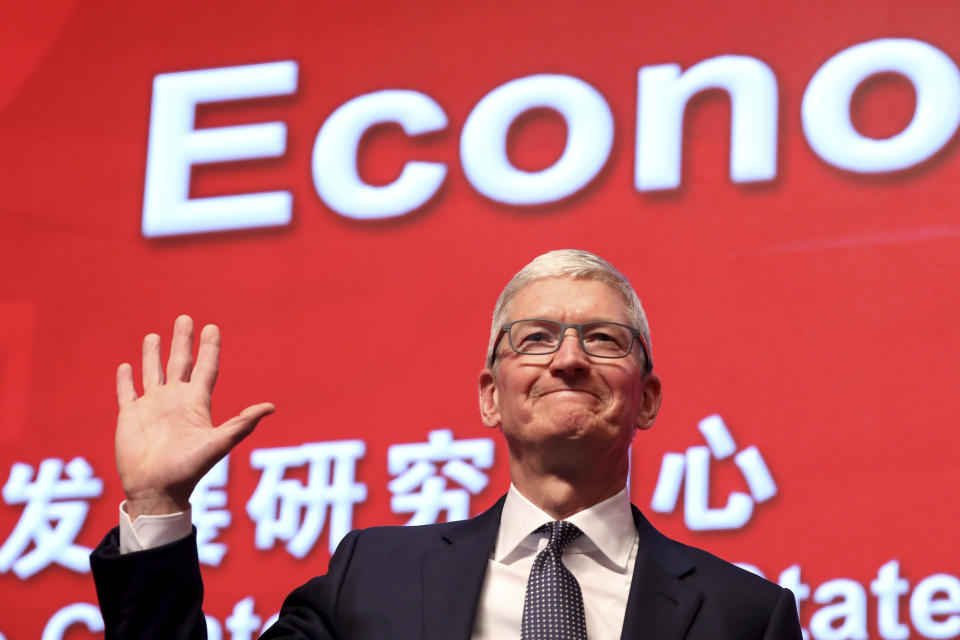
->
[258, 529, 361, 639]
[89, 527, 207, 640]
[90, 525, 365, 640]
[761, 587, 803, 640]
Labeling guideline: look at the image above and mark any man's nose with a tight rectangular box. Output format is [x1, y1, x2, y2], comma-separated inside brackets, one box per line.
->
[549, 329, 591, 373]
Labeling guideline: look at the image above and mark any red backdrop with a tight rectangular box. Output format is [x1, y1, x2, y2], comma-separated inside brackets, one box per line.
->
[2, 2, 959, 638]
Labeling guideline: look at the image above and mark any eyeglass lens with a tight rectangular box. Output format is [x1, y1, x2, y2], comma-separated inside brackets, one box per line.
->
[508, 320, 634, 357]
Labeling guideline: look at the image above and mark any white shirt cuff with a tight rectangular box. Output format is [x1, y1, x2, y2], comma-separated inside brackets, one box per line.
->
[118, 501, 193, 554]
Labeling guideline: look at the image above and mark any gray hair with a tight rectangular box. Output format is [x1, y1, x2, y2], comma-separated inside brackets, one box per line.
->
[485, 249, 652, 370]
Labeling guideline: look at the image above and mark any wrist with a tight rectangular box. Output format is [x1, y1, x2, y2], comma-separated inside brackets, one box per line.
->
[124, 490, 190, 520]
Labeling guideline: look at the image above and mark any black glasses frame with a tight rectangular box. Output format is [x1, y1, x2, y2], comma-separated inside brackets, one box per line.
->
[491, 318, 652, 372]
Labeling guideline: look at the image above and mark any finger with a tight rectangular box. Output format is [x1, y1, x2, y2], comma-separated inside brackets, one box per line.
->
[116, 363, 137, 408]
[192, 324, 221, 393]
[216, 402, 275, 449]
[166, 315, 195, 383]
[142, 333, 163, 392]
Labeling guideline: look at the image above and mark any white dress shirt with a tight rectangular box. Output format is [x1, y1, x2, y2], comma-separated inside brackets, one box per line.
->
[118, 501, 192, 553]
[470, 484, 638, 640]
[120, 484, 638, 640]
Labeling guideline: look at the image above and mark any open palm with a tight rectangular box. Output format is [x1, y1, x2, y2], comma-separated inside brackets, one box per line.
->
[115, 316, 274, 519]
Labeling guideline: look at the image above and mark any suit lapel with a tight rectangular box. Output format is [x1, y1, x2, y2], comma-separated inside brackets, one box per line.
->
[418, 499, 703, 640]
[619, 506, 703, 640]
[422, 497, 504, 640]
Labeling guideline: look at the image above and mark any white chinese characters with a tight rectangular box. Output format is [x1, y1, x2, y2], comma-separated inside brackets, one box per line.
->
[650, 414, 777, 531]
[190, 455, 232, 566]
[388, 429, 494, 525]
[0, 457, 103, 578]
[1, 430, 496, 580]
[246, 440, 367, 556]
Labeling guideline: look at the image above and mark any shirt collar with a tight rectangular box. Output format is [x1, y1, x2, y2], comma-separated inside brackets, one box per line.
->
[494, 483, 636, 570]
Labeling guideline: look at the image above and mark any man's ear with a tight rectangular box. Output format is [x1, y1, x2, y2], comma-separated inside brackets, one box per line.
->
[478, 368, 501, 429]
[634, 373, 662, 431]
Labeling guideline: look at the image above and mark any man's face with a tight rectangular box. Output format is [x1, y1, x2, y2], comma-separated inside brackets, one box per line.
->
[478, 277, 661, 469]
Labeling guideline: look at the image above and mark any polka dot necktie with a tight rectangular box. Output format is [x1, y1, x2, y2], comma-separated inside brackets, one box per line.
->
[521, 520, 588, 640]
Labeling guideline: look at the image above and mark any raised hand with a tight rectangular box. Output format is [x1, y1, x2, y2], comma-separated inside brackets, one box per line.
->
[115, 315, 274, 519]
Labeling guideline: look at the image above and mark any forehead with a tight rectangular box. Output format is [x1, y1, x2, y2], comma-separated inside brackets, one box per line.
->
[508, 277, 631, 324]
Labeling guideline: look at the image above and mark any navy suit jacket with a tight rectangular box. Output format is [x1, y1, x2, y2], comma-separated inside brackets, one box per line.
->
[91, 497, 802, 639]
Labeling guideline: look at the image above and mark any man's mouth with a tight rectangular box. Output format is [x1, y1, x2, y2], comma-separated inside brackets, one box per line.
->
[537, 388, 596, 398]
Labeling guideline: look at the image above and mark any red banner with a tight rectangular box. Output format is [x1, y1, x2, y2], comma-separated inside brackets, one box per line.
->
[1, 2, 959, 638]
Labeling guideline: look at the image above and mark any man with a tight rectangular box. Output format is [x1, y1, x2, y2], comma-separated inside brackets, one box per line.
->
[91, 250, 802, 639]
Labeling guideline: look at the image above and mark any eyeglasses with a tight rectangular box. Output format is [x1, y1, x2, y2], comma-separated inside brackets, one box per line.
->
[491, 319, 652, 371]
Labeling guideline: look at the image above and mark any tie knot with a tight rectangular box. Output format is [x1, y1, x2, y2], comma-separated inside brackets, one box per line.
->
[537, 520, 583, 551]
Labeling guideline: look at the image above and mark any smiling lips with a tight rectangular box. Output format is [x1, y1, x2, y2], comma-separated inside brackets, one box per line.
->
[536, 387, 598, 399]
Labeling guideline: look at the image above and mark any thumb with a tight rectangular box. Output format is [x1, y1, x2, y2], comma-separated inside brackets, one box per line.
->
[217, 402, 275, 449]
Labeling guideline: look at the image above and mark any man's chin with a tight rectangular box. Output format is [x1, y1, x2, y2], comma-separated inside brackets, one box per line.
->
[538, 410, 608, 439]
